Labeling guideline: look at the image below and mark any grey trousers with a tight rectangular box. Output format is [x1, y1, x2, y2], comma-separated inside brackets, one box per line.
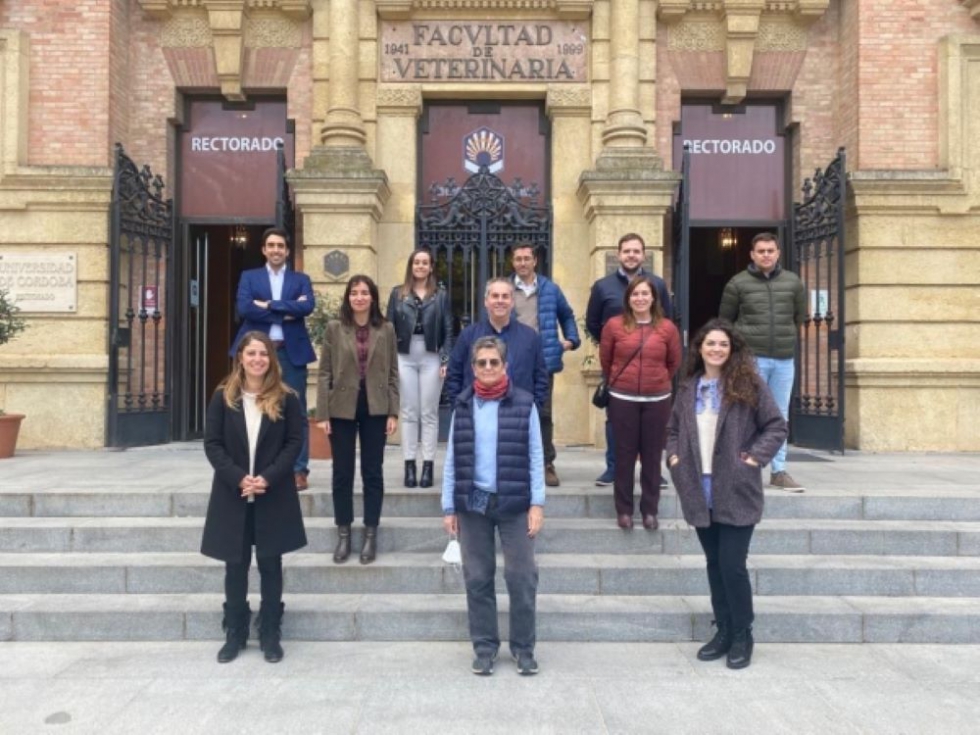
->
[458, 499, 538, 657]
[398, 335, 443, 462]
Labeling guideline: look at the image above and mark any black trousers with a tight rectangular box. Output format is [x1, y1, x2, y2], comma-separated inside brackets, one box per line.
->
[330, 384, 388, 527]
[224, 503, 284, 607]
[695, 518, 755, 631]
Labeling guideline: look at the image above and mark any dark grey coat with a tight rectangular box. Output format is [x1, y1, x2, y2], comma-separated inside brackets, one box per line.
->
[201, 390, 307, 563]
[665, 375, 788, 528]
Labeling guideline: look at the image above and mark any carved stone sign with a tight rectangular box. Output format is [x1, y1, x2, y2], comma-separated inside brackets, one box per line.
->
[380, 21, 588, 83]
[0, 253, 77, 313]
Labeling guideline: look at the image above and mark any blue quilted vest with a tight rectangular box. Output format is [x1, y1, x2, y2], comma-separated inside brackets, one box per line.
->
[451, 384, 533, 516]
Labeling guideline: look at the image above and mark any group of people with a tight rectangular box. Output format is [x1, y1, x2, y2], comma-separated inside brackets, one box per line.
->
[200, 225, 805, 673]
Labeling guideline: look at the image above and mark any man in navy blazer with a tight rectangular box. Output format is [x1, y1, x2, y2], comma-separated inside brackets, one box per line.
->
[230, 227, 317, 488]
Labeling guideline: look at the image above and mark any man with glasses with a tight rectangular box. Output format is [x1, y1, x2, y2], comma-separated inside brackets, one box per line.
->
[446, 277, 548, 411]
[510, 244, 580, 486]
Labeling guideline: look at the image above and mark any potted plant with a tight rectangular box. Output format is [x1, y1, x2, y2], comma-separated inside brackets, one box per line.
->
[0, 289, 27, 458]
[306, 290, 342, 460]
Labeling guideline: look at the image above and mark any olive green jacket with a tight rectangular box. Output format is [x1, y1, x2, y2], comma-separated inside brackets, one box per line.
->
[315, 320, 399, 420]
[718, 264, 805, 360]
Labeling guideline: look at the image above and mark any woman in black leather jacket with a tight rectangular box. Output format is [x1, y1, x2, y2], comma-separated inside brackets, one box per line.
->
[386, 249, 454, 487]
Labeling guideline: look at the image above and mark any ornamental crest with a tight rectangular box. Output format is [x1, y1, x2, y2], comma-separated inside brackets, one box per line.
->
[463, 127, 504, 174]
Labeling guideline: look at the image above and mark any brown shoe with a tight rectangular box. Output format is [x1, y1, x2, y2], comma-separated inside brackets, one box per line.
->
[642, 514, 658, 530]
[770, 471, 804, 493]
[545, 464, 560, 487]
[295, 472, 309, 491]
[617, 514, 634, 530]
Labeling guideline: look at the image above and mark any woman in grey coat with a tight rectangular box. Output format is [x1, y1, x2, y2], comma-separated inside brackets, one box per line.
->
[666, 318, 787, 670]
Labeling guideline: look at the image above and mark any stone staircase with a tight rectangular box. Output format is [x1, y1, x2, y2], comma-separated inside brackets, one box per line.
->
[1, 447, 979, 643]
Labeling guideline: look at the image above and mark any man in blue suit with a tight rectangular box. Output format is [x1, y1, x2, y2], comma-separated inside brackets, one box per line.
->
[230, 227, 316, 489]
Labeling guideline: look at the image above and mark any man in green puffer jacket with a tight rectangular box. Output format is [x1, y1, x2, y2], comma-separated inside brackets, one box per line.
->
[719, 232, 806, 492]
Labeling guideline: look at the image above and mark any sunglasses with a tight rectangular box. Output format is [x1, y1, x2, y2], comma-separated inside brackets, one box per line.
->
[474, 358, 502, 368]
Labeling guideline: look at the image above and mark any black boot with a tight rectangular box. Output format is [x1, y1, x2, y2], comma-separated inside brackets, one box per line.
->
[360, 526, 378, 565]
[404, 460, 417, 488]
[696, 619, 731, 662]
[419, 461, 434, 488]
[217, 602, 251, 663]
[726, 627, 754, 670]
[257, 601, 285, 663]
[333, 525, 351, 564]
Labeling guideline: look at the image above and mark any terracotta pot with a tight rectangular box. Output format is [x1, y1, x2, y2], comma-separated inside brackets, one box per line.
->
[0, 413, 25, 459]
[308, 417, 332, 460]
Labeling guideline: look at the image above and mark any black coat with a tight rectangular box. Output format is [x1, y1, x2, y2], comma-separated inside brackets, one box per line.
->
[386, 286, 455, 363]
[201, 390, 307, 563]
[665, 375, 787, 528]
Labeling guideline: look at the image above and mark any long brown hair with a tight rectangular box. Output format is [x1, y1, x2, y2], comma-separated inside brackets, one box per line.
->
[682, 318, 760, 407]
[220, 331, 294, 420]
[399, 249, 437, 299]
[621, 277, 664, 332]
[340, 274, 386, 328]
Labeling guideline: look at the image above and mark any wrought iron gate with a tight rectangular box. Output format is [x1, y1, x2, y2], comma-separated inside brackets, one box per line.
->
[275, 141, 295, 239]
[790, 147, 846, 452]
[672, 144, 692, 352]
[416, 166, 551, 325]
[107, 144, 174, 447]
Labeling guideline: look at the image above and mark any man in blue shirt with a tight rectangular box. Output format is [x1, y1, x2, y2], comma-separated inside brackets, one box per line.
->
[442, 336, 545, 677]
[230, 227, 316, 489]
[446, 277, 548, 409]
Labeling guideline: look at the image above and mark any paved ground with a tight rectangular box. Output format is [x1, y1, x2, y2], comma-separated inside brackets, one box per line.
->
[1, 641, 979, 734]
[3, 446, 980, 732]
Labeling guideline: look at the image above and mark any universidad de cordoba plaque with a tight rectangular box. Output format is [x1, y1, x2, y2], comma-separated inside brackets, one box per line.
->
[381, 22, 588, 82]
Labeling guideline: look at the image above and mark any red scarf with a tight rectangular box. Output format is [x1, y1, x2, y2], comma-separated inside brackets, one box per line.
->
[473, 374, 509, 401]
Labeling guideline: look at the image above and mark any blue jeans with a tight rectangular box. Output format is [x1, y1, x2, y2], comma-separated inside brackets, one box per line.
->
[277, 347, 309, 474]
[604, 413, 615, 472]
[754, 356, 794, 473]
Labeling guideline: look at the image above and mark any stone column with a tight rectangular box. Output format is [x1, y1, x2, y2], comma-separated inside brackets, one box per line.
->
[320, 0, 366, 148]
[546, 86, 595, 448]
[601, 0, 647, 149]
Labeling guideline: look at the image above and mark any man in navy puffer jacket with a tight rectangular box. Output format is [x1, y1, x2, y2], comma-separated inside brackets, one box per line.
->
[510, 244, 580, 487]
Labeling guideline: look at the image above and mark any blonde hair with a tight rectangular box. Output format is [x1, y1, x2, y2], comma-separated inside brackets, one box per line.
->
[220, 331, 294, 421]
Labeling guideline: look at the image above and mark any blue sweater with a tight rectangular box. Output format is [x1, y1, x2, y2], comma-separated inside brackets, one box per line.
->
[446, 316, 548, 408]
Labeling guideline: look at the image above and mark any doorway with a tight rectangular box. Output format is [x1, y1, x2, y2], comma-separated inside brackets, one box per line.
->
[175, 223, 272, 439]
[687, 225, 777, 335]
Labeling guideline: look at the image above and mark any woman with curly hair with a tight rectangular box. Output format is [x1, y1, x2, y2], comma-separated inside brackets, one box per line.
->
[666, 318, 787, 670]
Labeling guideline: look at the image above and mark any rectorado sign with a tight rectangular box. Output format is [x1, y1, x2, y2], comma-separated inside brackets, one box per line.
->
[380, 22, 588, 82]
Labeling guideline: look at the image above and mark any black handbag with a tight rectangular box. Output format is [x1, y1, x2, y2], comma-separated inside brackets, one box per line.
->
[592, 328, 655, 409]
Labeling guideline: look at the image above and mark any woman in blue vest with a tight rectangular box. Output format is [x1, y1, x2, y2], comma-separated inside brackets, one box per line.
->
[441, 335, 546, 676]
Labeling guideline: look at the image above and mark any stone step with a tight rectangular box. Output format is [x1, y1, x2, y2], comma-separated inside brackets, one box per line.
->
[4, 487, 980, 521]
[2, 517, 978, 556]
[2, 593, 978, 644]
[3, 552, 980, 598]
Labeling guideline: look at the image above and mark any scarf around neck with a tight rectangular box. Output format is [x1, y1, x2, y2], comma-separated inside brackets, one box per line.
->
[473, 374, 509, 401]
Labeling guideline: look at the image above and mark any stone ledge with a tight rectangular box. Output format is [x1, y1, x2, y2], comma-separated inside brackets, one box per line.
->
[846, 358, 980, 388]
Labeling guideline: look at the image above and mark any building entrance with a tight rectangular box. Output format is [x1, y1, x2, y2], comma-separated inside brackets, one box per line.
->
[417, 102, 551, 326]
[672, 101, 788, 346]
[172, 98, 295, 440]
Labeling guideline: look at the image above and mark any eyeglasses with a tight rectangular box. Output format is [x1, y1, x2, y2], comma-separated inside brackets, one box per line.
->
[474, 358, 502, 368]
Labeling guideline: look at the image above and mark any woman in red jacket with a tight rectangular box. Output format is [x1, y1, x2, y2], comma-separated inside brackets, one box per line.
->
[600, 277, 682, 530]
